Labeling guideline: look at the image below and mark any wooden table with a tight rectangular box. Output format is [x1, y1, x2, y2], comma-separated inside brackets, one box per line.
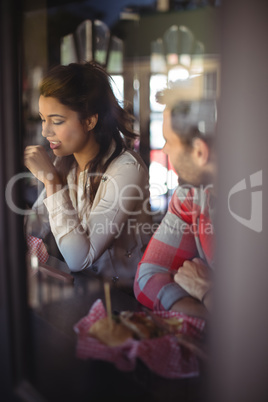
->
[27, 257, 209, 402]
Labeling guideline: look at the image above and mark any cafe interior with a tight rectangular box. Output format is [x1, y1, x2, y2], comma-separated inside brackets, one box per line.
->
[1, 0, 268, 401]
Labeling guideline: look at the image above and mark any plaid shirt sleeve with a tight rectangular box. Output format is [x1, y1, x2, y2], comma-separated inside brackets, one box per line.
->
[134, 186, 200, 311]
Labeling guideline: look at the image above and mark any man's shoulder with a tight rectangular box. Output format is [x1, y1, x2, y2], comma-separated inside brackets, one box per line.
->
[168, 185, 201, 220]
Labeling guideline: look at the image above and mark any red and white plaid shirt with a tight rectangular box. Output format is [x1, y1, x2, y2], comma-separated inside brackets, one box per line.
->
[134, 185, 215, 311]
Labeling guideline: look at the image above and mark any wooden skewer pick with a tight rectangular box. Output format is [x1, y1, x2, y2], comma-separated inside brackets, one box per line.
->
[104, 282, 112, 324]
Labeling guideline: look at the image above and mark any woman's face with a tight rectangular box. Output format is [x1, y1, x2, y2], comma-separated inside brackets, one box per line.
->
[39, 95, 90, 157]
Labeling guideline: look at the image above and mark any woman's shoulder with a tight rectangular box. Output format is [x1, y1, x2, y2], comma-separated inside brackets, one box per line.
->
[107, 149, 148, 172]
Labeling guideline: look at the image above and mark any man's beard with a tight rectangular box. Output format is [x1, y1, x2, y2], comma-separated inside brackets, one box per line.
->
[178, 166, 214, 189]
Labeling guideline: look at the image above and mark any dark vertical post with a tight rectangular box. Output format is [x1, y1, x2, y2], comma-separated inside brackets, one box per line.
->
[212, 1, 268, 402]
[138, 62, 151, 169]
[0, 0, 32, 399]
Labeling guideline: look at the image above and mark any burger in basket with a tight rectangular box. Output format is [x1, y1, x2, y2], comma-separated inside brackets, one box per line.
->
[88, 310, 184, 347]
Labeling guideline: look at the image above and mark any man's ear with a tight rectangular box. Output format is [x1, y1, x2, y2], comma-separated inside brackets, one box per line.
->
[191, 138, 210, 166]
[86, 114, 98, 131]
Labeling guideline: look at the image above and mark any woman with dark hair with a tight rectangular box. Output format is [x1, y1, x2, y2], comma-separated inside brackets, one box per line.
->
[25, 62, 152, 288]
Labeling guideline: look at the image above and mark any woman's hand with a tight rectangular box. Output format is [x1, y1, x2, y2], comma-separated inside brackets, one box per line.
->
[174, 258, 212, 302]
[24, 145, 62, 195]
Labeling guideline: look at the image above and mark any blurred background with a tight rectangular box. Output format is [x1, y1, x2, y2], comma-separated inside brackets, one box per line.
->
[22, 0, 221, 221]
[1, 1, 268, 402]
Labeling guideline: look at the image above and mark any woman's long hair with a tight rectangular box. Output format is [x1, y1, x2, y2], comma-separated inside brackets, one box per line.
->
[39, 62, 138, 205]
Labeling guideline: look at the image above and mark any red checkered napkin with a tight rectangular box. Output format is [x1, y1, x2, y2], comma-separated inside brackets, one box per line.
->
[73, 299, 206, 379]
[27, 235, 49, 264]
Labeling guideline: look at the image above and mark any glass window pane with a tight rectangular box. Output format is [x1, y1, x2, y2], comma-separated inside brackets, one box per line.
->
[94, 20, 110, 65]
[107, 36, 123, 74]
[168, 65, 190, 83]
[76, 20, 93, 62]
[110, 75, 124, 105]
[60, 34, 78, 65]
[149, 150, 168, 213]
[150, 74, 167, 112]
[167, 168, 178, 190]
[150, 113, 165, 149]
[150, 38, 166, 73]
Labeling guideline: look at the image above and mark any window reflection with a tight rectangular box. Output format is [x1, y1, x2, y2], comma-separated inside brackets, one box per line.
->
[17, 3, 222, 399]
[60, 34, 78, 65]
[76, 19, 93, 62]
[149, 21, 220, 220]
[22, 3, 220, 318]
[150, 114, 164, 149]
[107, 36, 124, 74]
[110, 75, 124, 105]
[94, 20, 110, 66]
[150, 74, 167, 112]
[150, 38, 166, 73]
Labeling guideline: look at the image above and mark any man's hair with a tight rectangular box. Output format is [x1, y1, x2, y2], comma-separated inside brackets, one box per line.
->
[156, 87, 217, 148]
